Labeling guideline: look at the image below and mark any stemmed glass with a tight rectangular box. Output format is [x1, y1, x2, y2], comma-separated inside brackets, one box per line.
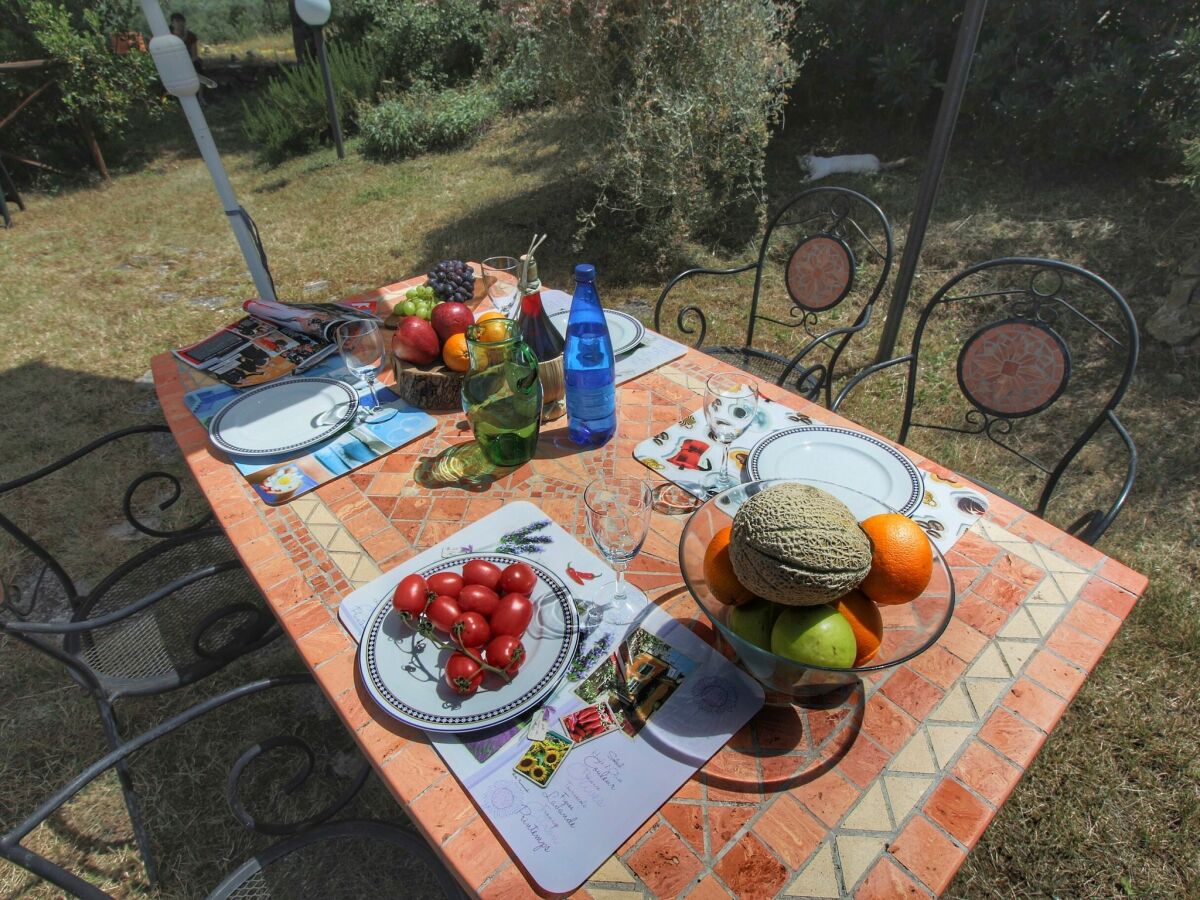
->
[702, 373, 759, 495]
[481, 257, 520, 316]
[583, 477, 653, 626]
[335, 320, 396, 424]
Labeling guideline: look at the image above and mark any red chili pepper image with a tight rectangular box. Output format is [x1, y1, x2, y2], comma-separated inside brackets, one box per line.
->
[566, 563, 598, 586]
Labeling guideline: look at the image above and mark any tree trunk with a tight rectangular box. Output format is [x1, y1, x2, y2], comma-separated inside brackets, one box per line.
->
[288, 0, 317, 63]
[78, 116, 109, 181]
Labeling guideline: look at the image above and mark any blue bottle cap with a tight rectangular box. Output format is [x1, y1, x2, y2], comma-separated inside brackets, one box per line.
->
[574, 263, 596, 283]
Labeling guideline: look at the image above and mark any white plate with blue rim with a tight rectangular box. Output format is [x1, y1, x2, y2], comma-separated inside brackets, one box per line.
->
[548, 309, 646, 356]
[358, 553, 580, 734]
[745, 425, 923, 516]
[208, 377, 358, 458]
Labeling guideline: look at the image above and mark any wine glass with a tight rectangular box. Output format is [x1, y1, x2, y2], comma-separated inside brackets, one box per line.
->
[335, 320, 396, 424]
[481, 256, 520, 316]
[702, 373, 759, 494]
[583, 477, 653, 627]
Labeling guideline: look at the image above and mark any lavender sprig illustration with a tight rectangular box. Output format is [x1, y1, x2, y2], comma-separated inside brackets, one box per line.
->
[496, 520, 554, 555]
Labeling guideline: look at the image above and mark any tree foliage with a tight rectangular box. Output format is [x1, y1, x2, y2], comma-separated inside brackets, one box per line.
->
[798, 1, 1200, 167]
[23, 0, 166, 135]
[525, 0, 797, 260]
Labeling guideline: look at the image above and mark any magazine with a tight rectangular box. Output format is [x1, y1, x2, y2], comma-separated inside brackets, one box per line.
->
[172, 298, 381, 388]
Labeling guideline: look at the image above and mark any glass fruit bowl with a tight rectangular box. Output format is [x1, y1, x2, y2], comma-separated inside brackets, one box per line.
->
[679, 478, 955, 699]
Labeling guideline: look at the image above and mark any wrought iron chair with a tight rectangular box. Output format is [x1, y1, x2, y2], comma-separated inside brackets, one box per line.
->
[832, 258, 1138, 544]
[0, 674, 463, 900]
[0, 425, 281, 883]
[654, 186, 894, 405]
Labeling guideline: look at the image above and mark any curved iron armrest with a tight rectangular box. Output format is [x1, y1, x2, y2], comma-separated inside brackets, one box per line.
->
[0, 425, 212, 536]
[653, 262, 757, 345]
[1067, 410, 1137, 546]
[2, 557, 277, 690]
[0, 425, 213, 613]
[777, 310, 878, 405]
[206, 820, 468, 900]
[830, 354, 915, 414]
[0, 674, 315, 900]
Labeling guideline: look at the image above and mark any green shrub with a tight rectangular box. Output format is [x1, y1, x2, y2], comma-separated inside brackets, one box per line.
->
[243, 44, 381, 164]
[177, 0, 280, 45]
[488, 33, 551, 111]
[531, 0, 797, 260]
[335, 0, 493, 88]
[359, 83, 498, 160]
[798, 1, 1200, 166]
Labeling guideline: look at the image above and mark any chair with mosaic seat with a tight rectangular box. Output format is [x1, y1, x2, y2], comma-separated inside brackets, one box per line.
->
[653, 185, 894, 405]
[832, 257, 1138, 544]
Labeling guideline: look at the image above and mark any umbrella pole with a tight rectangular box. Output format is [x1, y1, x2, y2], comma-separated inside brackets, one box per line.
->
[874, 0, 988, 362]
[139, 0, 277, 301]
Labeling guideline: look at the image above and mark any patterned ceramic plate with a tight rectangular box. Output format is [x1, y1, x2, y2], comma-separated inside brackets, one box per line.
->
[359, 553, 580, 734]
[548, 309, 646, 356]
[208, 377, 358, 458]
[745, 425, 923, 515]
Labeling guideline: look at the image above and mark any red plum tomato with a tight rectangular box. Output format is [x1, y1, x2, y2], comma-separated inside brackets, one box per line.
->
[426, 572, 463, 599]
[462, 559, 502, 592]
[499, 562, 537, 596]
[458, 584, 499, 617]
[451, 611, 491, 649]
[426, 595, 461, 633]
[490, 593, 533, 638]
[445, 653, 484, 696]
[485, 635, 525, 676]
[392, 574, 430, 621]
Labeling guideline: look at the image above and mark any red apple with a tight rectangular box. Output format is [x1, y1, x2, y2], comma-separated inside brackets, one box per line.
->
[392, 316, 439, 365]
[431, 301, 474, 344]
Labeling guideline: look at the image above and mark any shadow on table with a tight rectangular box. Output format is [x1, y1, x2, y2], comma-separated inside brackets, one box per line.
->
[616, 592, 868, 797]
[414, 441, 508, 492]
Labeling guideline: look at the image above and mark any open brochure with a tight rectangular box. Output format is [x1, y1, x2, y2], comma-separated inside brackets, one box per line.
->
[172, 298, 380, 388]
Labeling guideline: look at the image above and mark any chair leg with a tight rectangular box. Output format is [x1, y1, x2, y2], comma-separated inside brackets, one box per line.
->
[95, 696, 161, 886]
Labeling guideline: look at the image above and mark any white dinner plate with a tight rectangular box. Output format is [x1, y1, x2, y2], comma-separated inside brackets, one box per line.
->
[548, 309, 646, 356]
[745, 426, 923, 515]
[359, 553, 580, 734]
[208, 377, 358, 458]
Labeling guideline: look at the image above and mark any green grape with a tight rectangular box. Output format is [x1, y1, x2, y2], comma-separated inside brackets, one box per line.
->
[400, 299, 417, 316]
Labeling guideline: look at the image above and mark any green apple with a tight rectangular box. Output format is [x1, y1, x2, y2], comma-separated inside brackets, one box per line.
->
[771, 606, 856, 667]
[728, 598, 779, 651]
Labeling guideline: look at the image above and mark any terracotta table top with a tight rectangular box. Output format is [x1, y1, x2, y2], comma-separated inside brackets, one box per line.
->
[152, 293, 1147, 899]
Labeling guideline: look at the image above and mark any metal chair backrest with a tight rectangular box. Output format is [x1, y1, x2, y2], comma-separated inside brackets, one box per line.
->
[896, 257, 1138, 536]
[654, 186, 893, 403]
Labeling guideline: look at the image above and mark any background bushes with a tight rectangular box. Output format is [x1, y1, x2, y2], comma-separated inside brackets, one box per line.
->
[359, 82, 498, 161]
[336, 0, 494, 89]
[242, 44, 381, 164]
[530, 0, 797, 259]
[797, 1, 1200, 166]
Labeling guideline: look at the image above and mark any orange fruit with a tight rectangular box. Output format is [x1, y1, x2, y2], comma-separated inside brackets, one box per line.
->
[442, 332, 470, 372]
[833, 590, 883, 666]
[858, 513, 933, 605]
[473, 316, 513, 343]
[476, 310, 506, 323]
[703, 526, 755, 606]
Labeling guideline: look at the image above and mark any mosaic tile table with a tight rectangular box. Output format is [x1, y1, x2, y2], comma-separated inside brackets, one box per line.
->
[152, 295, 1147, 899]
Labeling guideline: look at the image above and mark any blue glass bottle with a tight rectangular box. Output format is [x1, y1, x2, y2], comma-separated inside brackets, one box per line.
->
[563, 263, 616, 447]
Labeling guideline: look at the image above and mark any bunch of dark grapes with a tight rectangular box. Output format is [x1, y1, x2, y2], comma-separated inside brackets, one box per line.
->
[427, 260, 475, 303]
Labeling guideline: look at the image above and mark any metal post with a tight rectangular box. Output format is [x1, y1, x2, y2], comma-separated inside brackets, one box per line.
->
[140, 0, 277, 300]
[313, 28, 344, 160]
[874, 0, 988, 362]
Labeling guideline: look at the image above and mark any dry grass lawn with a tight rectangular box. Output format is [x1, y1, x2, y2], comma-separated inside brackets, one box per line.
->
[1, 94, 1198, 897]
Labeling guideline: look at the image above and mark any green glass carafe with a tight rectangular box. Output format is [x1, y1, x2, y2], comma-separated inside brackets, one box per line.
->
[462, 318, 543, 466]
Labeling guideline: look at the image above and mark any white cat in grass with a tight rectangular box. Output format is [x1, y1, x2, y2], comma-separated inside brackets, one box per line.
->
[800, 154, 910, 181]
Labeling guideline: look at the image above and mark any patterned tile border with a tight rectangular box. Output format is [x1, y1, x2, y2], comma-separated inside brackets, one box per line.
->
[151, 339, 1148, 900]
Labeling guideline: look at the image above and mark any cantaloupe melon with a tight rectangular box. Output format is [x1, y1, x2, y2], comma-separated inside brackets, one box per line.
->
[729, 483, 871, 606]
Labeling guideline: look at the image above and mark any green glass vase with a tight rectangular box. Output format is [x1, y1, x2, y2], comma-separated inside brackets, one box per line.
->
[462, 318, 543, 466]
